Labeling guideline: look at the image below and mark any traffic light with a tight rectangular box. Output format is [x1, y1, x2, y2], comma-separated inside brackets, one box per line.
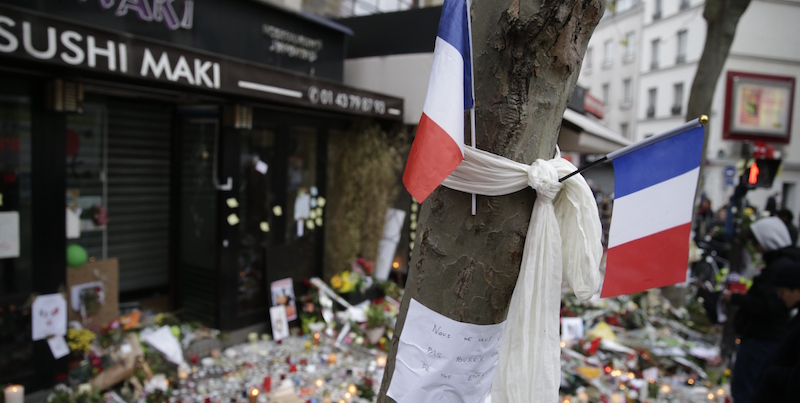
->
[745, 158, 782, 189]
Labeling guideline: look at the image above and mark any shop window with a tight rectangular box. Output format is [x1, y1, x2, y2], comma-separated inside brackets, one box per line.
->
[285, 127, 318, 242]
[66, 104, 107, 260]
[0, 95, 33, 380]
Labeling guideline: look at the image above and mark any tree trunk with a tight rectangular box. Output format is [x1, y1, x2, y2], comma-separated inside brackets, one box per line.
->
[686, 0, 751, 155]
[377, 0, 603, 400]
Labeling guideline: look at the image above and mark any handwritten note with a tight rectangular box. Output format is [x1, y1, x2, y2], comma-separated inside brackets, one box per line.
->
[387, 298, 505, 403]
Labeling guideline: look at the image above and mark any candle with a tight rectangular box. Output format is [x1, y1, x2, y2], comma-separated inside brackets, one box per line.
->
[376, 355, 387, 368]
[178, 367, 189, 380]
[4, 385, 24, 403]
[347, 384, 357, 395]
[328, 353, 337, 365]
[249, 388, 259, 403]
[610, 393, 623, 403]
[263, 376, 271, 392]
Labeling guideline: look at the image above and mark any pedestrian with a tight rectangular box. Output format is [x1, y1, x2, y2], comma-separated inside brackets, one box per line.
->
[765, 192, 779, 216]
[752, 261, 800, 401]
[776, 209, 798, 246]
[724, 216, 800, 403]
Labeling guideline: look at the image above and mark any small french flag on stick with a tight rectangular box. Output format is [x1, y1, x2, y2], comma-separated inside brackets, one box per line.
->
[402, 0, 474, 203]
[601, 119, 706, 298]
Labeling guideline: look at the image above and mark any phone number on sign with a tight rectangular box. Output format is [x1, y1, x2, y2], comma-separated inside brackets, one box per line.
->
[307, 86, 386, 115]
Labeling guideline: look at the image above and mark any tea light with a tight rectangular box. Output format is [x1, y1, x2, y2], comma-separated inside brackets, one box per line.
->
[376, 355, 387, 368]
[328, 353, 337, 365]
[314, 333, 321, 344]
[249, 388, 259, 403]
[178, 367, 190, 380]
[4, 385, 23, 403]
[347, 384, 357, 395]
[315, 378, 324, 388]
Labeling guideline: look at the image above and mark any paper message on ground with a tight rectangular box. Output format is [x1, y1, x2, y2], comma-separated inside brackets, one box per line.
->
[387, 298, 506, 403]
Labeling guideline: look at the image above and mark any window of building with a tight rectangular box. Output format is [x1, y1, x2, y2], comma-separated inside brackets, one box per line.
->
[672, 83, 684, 115]
[603, 39, 613, 67]
[647, 88, 657, 117]
[677, 30, 688, 64]
[602, 83, 610, 106]
[651, 39, 660, 70]
[584, 47, 593, 73]
[621, 123, 630, 139]
[623, 78, 632, 105]
[654, 0, 663, 19]
[624, 32, 636, 61]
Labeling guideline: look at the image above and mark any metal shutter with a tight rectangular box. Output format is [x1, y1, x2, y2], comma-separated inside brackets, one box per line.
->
[106, 99, 172, 292]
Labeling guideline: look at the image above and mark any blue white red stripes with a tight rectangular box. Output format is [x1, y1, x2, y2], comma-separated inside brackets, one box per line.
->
[601, 122, 705, 298]
[402, 0, 474, 202]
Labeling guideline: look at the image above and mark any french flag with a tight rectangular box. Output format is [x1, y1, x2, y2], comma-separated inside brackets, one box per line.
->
[601, 120, 706, 298]
[402, 0, 474, 203]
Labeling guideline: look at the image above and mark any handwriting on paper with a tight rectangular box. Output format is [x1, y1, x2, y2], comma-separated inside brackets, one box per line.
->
[386, 298, 506, 403]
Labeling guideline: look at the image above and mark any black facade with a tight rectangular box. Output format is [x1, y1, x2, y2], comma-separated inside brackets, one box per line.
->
[0, 0, 403, 391]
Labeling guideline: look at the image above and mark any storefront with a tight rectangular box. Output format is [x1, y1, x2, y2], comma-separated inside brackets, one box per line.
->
[0, 0, 403, 389]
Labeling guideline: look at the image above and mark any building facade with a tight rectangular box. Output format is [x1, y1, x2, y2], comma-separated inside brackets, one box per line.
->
[0, 0, 403, 390]
[579, 0, 800, 214]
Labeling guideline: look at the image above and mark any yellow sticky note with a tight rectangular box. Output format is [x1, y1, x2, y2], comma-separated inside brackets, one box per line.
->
[576, 366, 603, 380]
[259, 222, 270, 233]
[306, 220, 315, 230]
[316, 207, 324, 216]
[309, 210, 317, 220]
[317, 197, 326, 208]
[227, 214, 240, 226]
[315, 217, 323, 227]
[273, 206, 283, 217]
[410, 222, 417, 230]
[226, 198, 239, 208]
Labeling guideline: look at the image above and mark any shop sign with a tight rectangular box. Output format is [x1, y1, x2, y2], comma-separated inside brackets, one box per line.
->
[76, 0, 194, 31]
[0, 5, 403, 120]
[262, 24, 322, 63]
[723, 71, 795, 144]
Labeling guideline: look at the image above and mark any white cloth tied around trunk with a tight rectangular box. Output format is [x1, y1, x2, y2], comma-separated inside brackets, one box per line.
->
[441, 145, 603, 403]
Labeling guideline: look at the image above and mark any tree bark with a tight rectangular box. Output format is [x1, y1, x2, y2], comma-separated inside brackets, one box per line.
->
[686, 0, 751, 154]
[377, 0, 604, 400]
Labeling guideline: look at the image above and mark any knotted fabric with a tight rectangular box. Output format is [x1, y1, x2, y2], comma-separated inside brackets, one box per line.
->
[441, 145, 603, 402]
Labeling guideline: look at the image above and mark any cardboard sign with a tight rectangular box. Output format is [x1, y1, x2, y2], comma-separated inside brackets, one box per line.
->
[66, 258, 119, 326]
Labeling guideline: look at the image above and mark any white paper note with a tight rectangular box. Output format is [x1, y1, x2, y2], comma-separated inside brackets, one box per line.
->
[32, 294, 68, 341]
[255, 159, 268, 175]
[0, 211, 20, 259]
[48, 335, 71, 359]
[387, 298, 506, 403]
[66, 208, 81, 239]
[270, 305, 290, 341]
[561, 317, 585, 342]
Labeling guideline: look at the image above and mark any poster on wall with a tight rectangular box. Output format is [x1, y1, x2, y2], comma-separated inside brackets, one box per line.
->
[32, 293, 68, 341]
[270, 278, 297, 321]
[0, 211, 20, 259]
[724, 71, 795, 144]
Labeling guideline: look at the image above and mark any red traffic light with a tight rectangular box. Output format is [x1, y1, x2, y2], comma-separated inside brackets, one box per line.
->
[748, 161, 760, 185]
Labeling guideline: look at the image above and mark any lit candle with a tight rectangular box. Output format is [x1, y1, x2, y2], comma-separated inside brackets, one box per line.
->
[328, 353, 337, 365]
[610, 393, 623, 403]
[4, 385, 24, 403]
[376, 355, 387, 368]
[347, 384, 357, 395]
[178, 367, 189, 380]
[314, 332, 321, 345]
[249, 388, 259, 403]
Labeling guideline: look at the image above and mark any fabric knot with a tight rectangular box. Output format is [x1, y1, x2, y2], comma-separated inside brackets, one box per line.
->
[526, 160, 562, 203]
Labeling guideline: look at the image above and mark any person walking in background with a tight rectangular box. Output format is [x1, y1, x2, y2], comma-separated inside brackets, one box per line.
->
[725, 216, 800, 403]
[765, 192, 779, 216]
[777, 209, 798, 246]
[752, 260, 800, 401]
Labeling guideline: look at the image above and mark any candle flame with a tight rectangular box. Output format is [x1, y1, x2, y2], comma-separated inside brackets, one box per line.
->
[250, 388, 259, 397]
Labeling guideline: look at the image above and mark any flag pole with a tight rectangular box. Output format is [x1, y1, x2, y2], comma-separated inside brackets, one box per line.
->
[467, 0, 477, 215]
[558, 116, 708, 182]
